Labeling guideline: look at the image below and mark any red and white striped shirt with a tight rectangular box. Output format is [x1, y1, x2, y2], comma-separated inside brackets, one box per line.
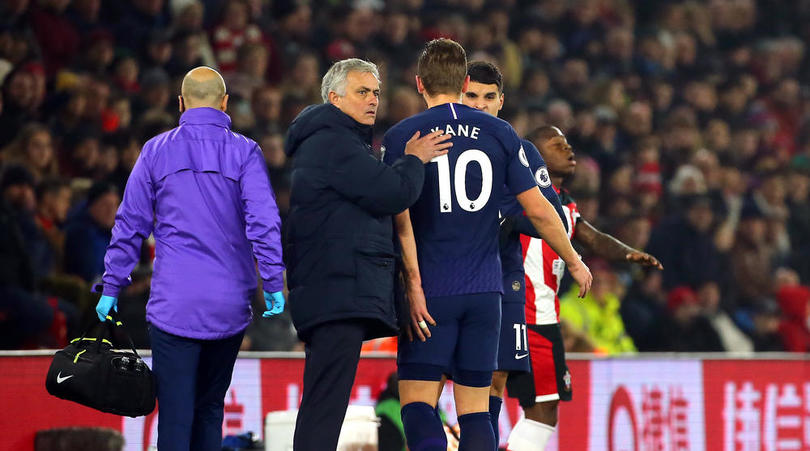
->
[520, 187, 580, 325]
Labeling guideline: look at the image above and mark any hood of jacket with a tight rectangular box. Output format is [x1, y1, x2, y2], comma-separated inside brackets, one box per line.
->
[284, 103, 373, 156]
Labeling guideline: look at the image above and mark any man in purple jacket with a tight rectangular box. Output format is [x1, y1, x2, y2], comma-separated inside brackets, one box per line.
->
[94, 66, 285, 451]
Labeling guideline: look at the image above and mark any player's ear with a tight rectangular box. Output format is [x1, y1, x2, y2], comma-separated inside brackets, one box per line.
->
[220, 94, 229, 112]
[178, 96, 185, 113]
[415, 75, 425, 94]
[460, 75, 470, 94]
[498, 93, 505, 111]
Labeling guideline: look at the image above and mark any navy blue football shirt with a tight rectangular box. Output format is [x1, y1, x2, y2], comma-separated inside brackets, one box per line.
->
[383, 102, 537, 297]
[499, 138, 567, 278]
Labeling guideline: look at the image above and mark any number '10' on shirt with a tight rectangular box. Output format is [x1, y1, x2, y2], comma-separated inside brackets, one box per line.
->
[382, 102, 537, 298]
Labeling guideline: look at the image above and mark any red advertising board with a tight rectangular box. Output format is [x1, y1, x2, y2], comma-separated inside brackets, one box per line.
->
[2, 355, 808, 451]
[0, 356, 122, 451]
[703, 360, 810, 451]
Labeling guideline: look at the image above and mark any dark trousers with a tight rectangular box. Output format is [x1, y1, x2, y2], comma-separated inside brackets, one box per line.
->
[149, 325, 244, 451]
[293, 320, 367, 451]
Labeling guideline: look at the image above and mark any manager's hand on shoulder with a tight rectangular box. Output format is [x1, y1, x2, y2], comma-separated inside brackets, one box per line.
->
[404, 130, 453, 163]
[263, 291, 285, 317]
[96, 295, 118, 322]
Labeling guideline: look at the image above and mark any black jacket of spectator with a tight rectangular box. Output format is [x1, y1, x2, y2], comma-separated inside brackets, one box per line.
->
[283, 103, 424, 341]
[646, 214, 724, 290]
[653, 313, 725, 352]
[0, 200, 35, 291]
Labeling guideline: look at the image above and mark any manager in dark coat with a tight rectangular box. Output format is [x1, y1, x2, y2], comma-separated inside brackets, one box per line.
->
[284, 58, 451, 451]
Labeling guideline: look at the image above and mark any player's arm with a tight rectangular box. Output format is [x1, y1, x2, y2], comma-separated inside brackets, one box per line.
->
[516, 187, 592, 297]
[394, 209, 435, 342]
[574, 220, 663, 269]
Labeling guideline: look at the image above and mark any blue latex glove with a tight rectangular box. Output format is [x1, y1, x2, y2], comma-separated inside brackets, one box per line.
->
[96, 295, 118, 322]
[263, 291, 285, 317]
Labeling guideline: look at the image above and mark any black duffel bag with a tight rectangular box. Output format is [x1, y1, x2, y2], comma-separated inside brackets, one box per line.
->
[45, 316, 156, 417]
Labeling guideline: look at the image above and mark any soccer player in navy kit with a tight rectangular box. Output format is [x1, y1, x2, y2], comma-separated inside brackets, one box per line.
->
[382, 39, 592, 451]
[460, 61, 568, 446]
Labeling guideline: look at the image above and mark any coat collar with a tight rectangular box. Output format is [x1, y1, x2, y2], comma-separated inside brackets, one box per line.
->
[325, 104, 373, 144]
[179, 107, 232, 129]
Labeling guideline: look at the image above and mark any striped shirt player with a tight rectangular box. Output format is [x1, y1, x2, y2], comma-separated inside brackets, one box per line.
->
[505, 186, 578, 410]
[505, 124, 660, 451]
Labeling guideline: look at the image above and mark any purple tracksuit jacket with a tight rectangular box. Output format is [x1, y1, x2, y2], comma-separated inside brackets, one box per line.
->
[99, 107, 284, 339]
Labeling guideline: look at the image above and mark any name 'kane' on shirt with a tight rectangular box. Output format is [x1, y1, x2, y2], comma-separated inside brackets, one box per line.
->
[382, 102, 538, 297]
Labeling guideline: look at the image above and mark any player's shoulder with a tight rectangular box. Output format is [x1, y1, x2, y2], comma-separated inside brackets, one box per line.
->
[387, 110, 434, 135]
[461, 105, 514, 132]
[382, 113, 429, 158]
[520, 138, 539, 155]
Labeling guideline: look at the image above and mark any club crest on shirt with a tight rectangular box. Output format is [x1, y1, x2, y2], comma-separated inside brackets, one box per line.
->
[563, 370, 572, 391]
[512, 280, 521, 291]
[535, 167, 552, 188]
[518, 146, 529, 167]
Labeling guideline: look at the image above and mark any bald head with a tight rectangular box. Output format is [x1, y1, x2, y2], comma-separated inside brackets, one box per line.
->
[180, 66, 227, 110]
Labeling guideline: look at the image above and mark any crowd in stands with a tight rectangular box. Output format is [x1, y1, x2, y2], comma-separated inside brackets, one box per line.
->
[0, 0, 809, 353]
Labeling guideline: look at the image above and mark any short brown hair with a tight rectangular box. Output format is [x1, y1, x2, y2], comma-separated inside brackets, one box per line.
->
[417, 38, 467, 96]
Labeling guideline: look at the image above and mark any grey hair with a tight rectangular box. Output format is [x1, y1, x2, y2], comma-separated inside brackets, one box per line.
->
[321, 58, 380, 103]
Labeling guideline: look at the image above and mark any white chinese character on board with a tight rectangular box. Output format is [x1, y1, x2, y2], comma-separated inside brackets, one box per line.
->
[764, 383, 802, 451]
[725, 382, 762, 451]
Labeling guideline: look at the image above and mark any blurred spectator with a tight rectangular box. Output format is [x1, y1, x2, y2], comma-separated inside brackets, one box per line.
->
[651, 286, 724, 352]
[786, 160, 810, 281]
[280, 50, 321, 105]
[748, 300, 786, 351]
[226, 43, 269, 128]
[1, 123, 58, 182]
[64, 181, 119, 283]
[167, 1, 216, 74]
[0, 164, 78, 348]
[0, 66, 43, 144]
[647, 194, 726, 290]
[559, 259, 636, 354]
[60, 129, 101, 179]
[67, 0, 105, 41]
[112, 53, 140, 95]
[730, 200, 775, 309]
[75, 29, 114, 77]
[133, 67, 172, 122]
[34, 178, 70, 271]
[111, 0, 170, 52]
[776, 285, 810, 352]
[0, 165, 36, 291]
[245, 84, 282, 136]
[141, 29, 173, 72]
[31, 0, 80, 77]
[697, 281, 753, 352]
[211, 0, 266, 75]
[620, 270, 668, 351]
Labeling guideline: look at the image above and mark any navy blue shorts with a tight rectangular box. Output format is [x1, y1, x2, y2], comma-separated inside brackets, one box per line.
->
[497, 271, 531, 372]
[398, 292, 501, 387]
